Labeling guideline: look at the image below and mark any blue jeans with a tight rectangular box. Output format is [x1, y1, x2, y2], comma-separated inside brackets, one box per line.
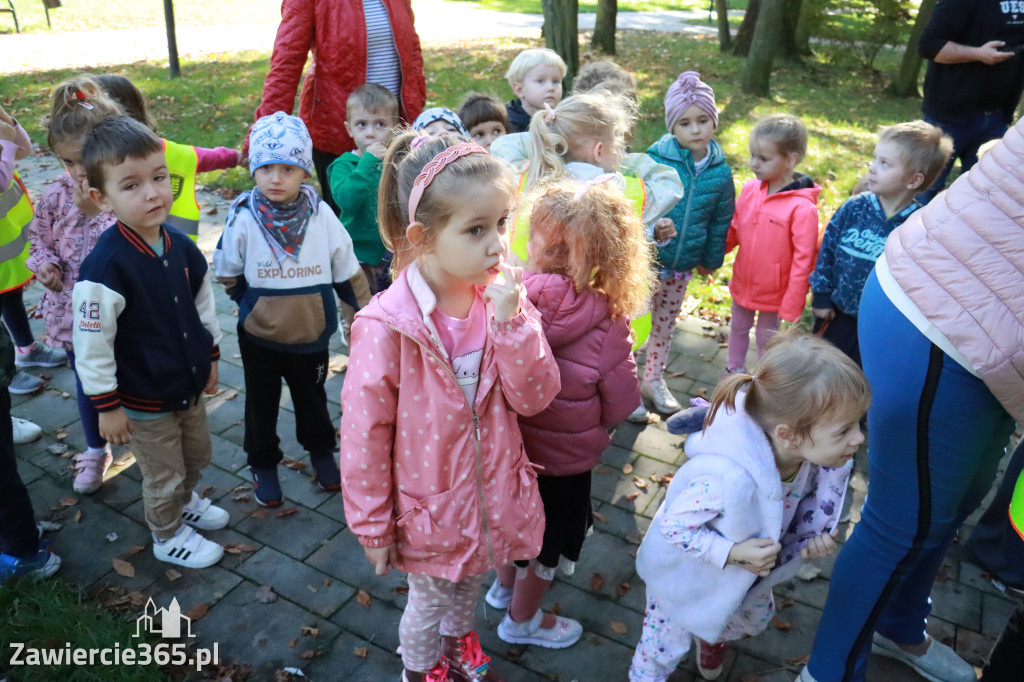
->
[918, 111, 1009, 204]
[806, 270, 1015, 681]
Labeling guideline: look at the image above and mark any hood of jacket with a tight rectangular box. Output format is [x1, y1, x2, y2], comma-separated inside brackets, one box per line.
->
[524, 272, 611, 349]
[649, 135, 726, 170]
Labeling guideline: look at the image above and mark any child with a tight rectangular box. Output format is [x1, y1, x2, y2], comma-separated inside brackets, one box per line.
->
[505, 48, 566, 133]
[72, 116, 227, 569]
[338, 132, 560, 682]
[810, 121, 952, 365]
[27, 77, 124, 494]
[95, 74, 244, 241]
[457, 92, 508, 150]
[630, 331, 871, 682]
[725, 114, 820, 374]
[571, 60, 637, 100]
[643, 72, 735, 414]
[215, 112, 367, 507]
[412, 108, 470, 138]
[487, 178, 655, 648]
[327, 84, 399, 296]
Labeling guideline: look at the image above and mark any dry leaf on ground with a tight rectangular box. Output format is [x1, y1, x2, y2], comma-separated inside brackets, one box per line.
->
[300, 626, 321, 638]
[632, 476, 648, 490]
[609, 621, 628, 634]
[299, 650, 316, 660]
[356, 589, 372, 609]
[786, 654, 811, 666]
[590, 573, 604, 592]
[128, 545, 145, 555]
[276, 508, 299, 518]
[352, 646, 368, 659]
[165, 569, 182, 582]
[622, 463, 633, 474]
[617, 582, 632, 597]
[626, 491, 641, 502]
[112, 558, 135, 577]
[185, 602, 210, 621]
[73, 510, 82, 523]
[250, 509, 270, 519]
[771, 616, 791, 631]
[59, 497, 79, 507]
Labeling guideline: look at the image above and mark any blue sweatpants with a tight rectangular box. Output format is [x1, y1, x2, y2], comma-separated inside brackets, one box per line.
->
[807, 270, 1015, 681]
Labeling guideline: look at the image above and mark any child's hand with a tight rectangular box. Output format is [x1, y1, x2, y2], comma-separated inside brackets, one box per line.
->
[204, 361, 219, 395]
[0, 104, 13, 126]
[35, 263, 64, 292]
[800, 532, 838, 560]
[695, 265, 716, 278]
[216, 275, 238, 292]
[653, 218, 677, 242]
[484, 262, 523, 322]
[98, 408, 134, 445]
[812, 306, 836, 322]
[236, 150, 248, 169]
[0, 121, 17, 144]
[363, 544, 398, 576]
[366, 141, 387, 159]
[73, 178, 101, 218]
[727, 537, 782, 577]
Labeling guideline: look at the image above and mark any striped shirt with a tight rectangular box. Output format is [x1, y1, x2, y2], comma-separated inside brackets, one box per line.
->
[364, 0, 400, 97]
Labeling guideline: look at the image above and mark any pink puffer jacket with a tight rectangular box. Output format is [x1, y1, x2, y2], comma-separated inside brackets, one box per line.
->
[885, 115, 1024, 422]
[518, 273, 639, 476]
[338, 264, 560, 582]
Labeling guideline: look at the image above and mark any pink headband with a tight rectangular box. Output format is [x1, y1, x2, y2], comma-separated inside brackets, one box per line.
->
[543, 102, 557, 124]
[407, 142, 488, 224]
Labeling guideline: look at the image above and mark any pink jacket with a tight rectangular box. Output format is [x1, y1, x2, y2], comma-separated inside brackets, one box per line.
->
[885, 116, 1024, 423]
[338, 264, 560, 582]
[726, 178, 820, 322]
[518, 273, 639, 476]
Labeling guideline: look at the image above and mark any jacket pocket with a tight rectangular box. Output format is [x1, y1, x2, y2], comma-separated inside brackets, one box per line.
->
[394, 489, 468, 561]
[244, 293, 325, 345]
[509, 457, 544, 534]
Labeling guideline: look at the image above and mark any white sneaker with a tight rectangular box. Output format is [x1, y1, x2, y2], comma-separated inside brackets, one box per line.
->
[181, 491, 229, 531]
[11, 417, 41, 444]
[484, 579, 514, 609]
[152, 525, 224, 568]
[497, 609, 582, 649]
[626, 402, 651, 424]
[641, 378, 682, 413]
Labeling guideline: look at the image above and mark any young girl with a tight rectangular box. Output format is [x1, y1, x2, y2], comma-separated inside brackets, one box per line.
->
[27, 76, 123, 495]
[486, 178, 655, 648]
[630, 331, 870, 682]
[725, 114, 820, 374]
[412, 107, 470, 138]
[643, 71, 735, 414]
[338, 132, 560, 682]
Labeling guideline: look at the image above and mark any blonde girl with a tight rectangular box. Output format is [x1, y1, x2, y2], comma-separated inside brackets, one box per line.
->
[27, 76, 123, 495]
[486, 177, 655, 649]
[725, 114, 820, 373]
[631, 330, 870, 682]
[338, 131, 560, 682]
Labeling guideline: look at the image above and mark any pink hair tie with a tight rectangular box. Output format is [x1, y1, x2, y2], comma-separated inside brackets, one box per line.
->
[572, 173, 617, 201]
[407, 142, 488, 224]
[543, 102, 557, 124]
[410, 134, 429, 149]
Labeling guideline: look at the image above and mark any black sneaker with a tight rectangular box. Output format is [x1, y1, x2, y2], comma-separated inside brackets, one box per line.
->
[310, 451, 341, 491]
[249, 466, 283, 507]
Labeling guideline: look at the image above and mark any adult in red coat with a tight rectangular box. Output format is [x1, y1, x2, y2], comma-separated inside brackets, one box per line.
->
[248, 0, 426, 212]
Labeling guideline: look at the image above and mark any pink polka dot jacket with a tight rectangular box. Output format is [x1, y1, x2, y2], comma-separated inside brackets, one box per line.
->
[339, 263, 561, 582]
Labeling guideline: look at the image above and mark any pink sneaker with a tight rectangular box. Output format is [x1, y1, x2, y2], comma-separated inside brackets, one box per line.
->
[73, 449, 112, 494]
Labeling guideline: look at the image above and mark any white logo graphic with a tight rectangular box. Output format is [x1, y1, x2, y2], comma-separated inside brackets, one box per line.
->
[134, 597, 195, 639]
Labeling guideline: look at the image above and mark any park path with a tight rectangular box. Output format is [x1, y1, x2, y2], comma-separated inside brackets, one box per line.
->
[0, 0, 726, 75]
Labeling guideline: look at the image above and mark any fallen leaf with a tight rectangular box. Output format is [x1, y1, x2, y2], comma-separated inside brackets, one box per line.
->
[223, 390, 239, 401]
[47, 443, 69, 456]
[185, 602, 210, 621]
[276, 507, 299, 518]
[594, 467, 611, 475]
[591, 511, 607, 523]
[617, 582, 632, 597]
[622, 463, 633, 474]
[59, 497, 79, 507]
[200, 485, 215, 498]
[73, 510, 82, 523]
[771, 615, 792, 631]
[232, 484, 252, 492]
[505, 650, 522, 662]
[250, 509, 270, 519]
[288, 638, 297, 648]
[632, 476, 648, 490]
[206, 207, 219, 215]
[786, 654, 811, 667]
[322, 579, 332, 587]
[625, 530, 644, 545]
[233, 493, 251, 503]
[626, 491, 641, 502]
[549, 602, 561, 616]
[55, 428, 67, 441]
[697, 387, 708, 399]
[356, 589, 372, 609]
[37, 521, 62, 532]
[649, 473, 660, 483]
[112, 558, 135, 577]
[301, 626, 321, 638]
[393, 586, 409, 594]
[127, 591, 146, 608]
[659, 473, 674, 485]
[106, 532, 118, 542]
[778, 597, 796, 611]
[282, 459, 307, 471]
[609, 621, 628, 634]
[224, 545, 243, 555]
[165, 569, 182, 581]
[234, 543, 259, 553]
[665, 370, 687, 378]
[128, 545, 145, 556]
[254, 585, 278, 603]
[299, 650, 315, 660]
[352, 646, 368, 659]
[590, 573, 604, 592]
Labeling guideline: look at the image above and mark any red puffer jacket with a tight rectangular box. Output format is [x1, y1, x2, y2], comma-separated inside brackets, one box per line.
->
[251, 0, 426, 156]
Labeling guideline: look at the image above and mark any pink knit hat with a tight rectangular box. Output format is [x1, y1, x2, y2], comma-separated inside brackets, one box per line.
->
[664, 71, 718, 132]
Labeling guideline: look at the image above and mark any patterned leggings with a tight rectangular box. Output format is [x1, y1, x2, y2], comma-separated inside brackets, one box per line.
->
[643, 272, 691, 384]
[399, 573, 484, 672]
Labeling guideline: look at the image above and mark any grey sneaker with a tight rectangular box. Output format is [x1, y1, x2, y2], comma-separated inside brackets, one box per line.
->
[625, 402, 651, 424]
[15, 343, 66, 369]
[871, 632, 976, 682]
[7, 371, 43, 395]
[641, 378, 682, 413]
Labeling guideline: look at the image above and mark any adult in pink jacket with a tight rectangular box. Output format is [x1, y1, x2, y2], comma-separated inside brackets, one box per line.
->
[725, 177, 820, 323]
[248, 0, 426, 212]
[803, 118, 1024, 682]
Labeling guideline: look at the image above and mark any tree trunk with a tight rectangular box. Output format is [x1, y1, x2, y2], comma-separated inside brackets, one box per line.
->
[163, 0, 180, 78]
[778, 0, 803, 60]
[715, 0, 731, 52]
[890, 0, 937, 97]
[794, 0, 813, 55]
[731, 0, 760, 57]
[543, 0, 580, 89]
[741, 0, 785, 96]
[592, 0, 617, 55]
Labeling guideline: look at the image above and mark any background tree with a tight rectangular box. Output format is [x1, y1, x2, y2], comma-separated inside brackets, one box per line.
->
[731, 0, 760, 56]
[741, 0, 786, 95]
[163, 0, 180, 78]
[715, 0, 731, 51]
[542, 0, 580, 88]
[592, 0, 617, 55]
[890, 0, 937, 97]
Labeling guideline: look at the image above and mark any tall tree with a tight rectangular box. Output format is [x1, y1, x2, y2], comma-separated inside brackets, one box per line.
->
[731, 0, 760, 56]
[592, 0, 617, 55]
[542, 0, 580, 88]
[163, 0, 180, 78]
[890, 0, 937, 97]
[778, 0, 805, 60]
[715, 0, 731, 52]
[741, 0, 786, 95]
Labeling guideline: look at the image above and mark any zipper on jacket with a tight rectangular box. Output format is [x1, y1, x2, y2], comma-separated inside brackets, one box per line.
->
[669, 163, 696, 272]
[383, 323, 496, 568]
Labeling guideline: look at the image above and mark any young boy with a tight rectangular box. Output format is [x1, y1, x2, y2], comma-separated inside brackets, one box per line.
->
[458, 92, 508, 150]
[327, 84, 398, 294]
[810, 120, 952, 365]
[504, 48, 566, 133]
[73, 117, 227, 569]
[215, 112, 367, 508]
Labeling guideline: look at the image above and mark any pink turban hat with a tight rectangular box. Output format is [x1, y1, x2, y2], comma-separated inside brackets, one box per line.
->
[664, 71, 718, 132]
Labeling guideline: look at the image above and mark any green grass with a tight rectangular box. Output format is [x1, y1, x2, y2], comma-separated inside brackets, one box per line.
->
[0, 577, 167, 681]
[0, 0, 282, 34]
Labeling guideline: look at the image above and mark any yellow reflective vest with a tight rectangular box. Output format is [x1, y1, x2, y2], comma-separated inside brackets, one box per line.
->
[0, 172, 35, 293]
[1009, 469, 1024, 541]
[163, 139, 200, 241]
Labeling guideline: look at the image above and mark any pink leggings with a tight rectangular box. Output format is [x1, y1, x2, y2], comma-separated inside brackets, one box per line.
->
[727, 302, 779, 371]
[399, 573, 483, 671]
[643, 273, 692, 384]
